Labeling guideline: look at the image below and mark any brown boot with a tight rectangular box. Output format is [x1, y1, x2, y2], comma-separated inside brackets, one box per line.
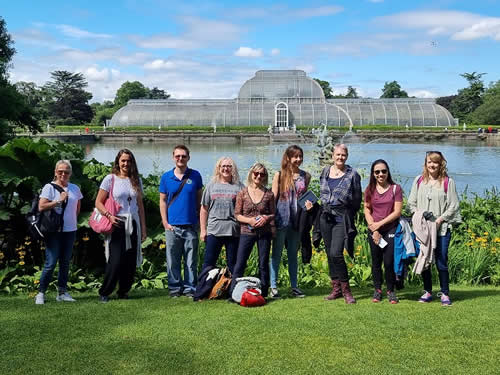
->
[324, 279, 343, 300]
[340, 281, 356, 304]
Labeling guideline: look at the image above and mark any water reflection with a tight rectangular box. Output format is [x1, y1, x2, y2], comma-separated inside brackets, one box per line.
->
[85, 140, 499, 195]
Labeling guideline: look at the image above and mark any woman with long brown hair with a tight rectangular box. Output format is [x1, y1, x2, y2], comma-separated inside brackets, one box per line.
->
[408, 151, 461, 306]
[364, 159, 403, 304]
[270, 145, 311, 298]
[95, 149, 147, 302]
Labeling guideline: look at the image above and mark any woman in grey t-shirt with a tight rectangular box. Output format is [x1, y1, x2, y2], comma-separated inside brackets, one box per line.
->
[200, 157, 244, 274]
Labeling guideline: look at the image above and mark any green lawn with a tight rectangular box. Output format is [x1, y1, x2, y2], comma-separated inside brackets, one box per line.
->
[1, 286, 499, 375]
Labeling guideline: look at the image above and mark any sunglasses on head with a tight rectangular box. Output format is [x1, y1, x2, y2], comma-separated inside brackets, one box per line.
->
[253, 171, 266, 178]
[426, 151, 442, 156]
[374, 169, 387, 176]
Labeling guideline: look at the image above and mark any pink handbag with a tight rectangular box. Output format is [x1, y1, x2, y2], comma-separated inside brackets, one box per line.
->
[89, 175, 121, 234]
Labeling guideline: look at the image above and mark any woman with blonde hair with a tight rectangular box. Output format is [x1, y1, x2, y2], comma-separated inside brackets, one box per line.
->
[231, 163, 275, 298]
[270, 145, 311, 298]
[35, 160, 83, 304]
[200, 157, 244, 273]
[408, 151, 461, 306]
[95, 149, 147, 302]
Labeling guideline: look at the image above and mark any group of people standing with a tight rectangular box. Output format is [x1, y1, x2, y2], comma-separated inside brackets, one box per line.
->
[34, 143, 461, 307]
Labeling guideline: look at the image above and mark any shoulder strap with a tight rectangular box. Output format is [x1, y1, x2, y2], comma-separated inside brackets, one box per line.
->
[167, 169, 192, 211]
[417, 175, 423, 189]
[49, 183, 68, 212]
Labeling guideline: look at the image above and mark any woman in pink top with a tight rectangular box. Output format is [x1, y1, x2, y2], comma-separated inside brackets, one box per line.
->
[364, 159, 403, 304]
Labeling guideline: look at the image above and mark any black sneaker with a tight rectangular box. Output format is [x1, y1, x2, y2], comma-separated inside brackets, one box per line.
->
[170, 291, 181, 298]
[387, 291, 399, 304]
[100, 295, 110, 303]
[372, 289, 382, 303]
[291, 287, 306, 298]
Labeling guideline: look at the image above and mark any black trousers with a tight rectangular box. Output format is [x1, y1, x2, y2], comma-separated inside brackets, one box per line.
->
[320, 213, 349, 282]
[368, 225, 396, 292]
[99, 221, 138, 297]
[231, 233, 271, 297]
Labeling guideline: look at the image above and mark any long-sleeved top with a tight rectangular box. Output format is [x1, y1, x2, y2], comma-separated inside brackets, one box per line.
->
[235, 187, 275, 236]
[412, 210, 438, 274]
[319, 165, 362, 211]
[407, 175, 461, 236]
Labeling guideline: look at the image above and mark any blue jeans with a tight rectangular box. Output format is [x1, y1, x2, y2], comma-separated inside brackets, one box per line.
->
[231, 233, 271, 297]
[165, 225, 199, 295]
[202, 235, 239, 275]
[39, 231, 76, 293]
[270, 226, 301, 288]
[422, 230, 451, 295]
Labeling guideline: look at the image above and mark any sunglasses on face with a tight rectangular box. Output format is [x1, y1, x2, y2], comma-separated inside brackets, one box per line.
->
[221, 164, 233, 169]
[253, 171, 266, 178]
[174, 155, 188, 159]
[374, 169, 387, 176]
[56, 170, 70, 175]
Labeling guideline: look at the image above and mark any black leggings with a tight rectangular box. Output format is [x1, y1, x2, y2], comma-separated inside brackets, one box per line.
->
[368, 226, 396, 292]
[320, 213, 349, 282]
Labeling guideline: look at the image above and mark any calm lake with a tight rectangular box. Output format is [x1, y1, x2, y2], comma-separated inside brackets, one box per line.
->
[84, 138, 499, 195]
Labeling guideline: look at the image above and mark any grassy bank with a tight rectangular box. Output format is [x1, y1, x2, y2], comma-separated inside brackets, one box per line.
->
[1, 286, 498, 375]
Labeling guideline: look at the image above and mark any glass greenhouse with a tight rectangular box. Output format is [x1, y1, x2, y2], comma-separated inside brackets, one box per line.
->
[110, 70, 456, 128]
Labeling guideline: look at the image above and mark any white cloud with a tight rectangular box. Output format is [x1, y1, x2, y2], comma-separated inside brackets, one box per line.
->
[230, 5, 343, 20]
[144, 59, 176, 70]
[84, 66, 109, 81]
[287, 5, 343, 19]
[270, 48, 280, 56]
[408, 89, 437, 98]
[56, 24, 113, 39]
[131, 16, 244, 50]
[295, 64, 315, 74]
[376, 11, 500, 41]
[234, 47, 263, 57]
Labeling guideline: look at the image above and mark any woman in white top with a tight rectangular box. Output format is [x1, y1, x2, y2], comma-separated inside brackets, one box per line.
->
[95, 149, 147, 302]
[35, 160, 83, 304]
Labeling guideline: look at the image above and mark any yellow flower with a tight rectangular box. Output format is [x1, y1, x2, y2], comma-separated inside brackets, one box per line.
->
[159, 243, 166, 249]
[19, 261, 25, 266]
[494, 238, 500, 243]
[0, 253, 4, 259]
[34, 280, 39, 284]
[356, 245, 362, 251]
[343, 249, 348, 256]
[19, 251, 26, 256]
[483, 232, 489, 236]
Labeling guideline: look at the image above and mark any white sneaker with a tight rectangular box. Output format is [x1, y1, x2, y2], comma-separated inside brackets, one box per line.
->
[56, 292, 76, 302]
[270, 288, 281, 299]
[35, 292, 45, 305]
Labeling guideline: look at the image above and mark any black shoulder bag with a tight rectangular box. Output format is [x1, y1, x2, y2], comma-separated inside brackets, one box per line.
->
[166, 169, 192, 223]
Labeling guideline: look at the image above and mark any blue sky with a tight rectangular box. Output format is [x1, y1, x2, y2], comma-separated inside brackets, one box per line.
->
[3, 0, 500, 102]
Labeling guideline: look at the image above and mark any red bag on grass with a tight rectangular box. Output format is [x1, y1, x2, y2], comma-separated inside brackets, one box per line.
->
[240, 288, 266, 307]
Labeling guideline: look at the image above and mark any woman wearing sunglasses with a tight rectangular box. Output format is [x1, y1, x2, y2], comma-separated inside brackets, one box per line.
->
[199, 157, 244, 274]
[319, 144, 362, 304]
[364, 160, 403, 304]
[231, 163, 275, 298]
[35, 160, 83, 304]
[408, 151, 461, 306]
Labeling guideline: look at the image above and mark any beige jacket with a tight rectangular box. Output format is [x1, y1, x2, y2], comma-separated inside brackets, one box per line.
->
[412, 210, 437, 275]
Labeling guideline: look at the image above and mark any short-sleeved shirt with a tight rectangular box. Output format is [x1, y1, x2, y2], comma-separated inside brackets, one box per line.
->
[159, 168, 203, 225]
[40, 182, 83, 232]
[235, 187, 275, 236]
[366, 184, 403, 232]
[202, 181, 244, 236]
[100, 174, 143, 218]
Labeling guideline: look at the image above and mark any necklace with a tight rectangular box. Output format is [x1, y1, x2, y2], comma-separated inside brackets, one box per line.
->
[331, 166, 344, 177]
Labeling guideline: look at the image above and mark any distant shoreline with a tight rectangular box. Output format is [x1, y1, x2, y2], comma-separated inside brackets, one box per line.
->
[18, 129, 500, 145]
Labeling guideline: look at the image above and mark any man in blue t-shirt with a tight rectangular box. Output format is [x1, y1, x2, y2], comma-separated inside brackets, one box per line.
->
[159, 145, 203, 297]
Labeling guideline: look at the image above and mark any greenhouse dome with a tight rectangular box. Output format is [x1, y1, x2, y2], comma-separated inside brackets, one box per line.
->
[110, 70, 456, 128]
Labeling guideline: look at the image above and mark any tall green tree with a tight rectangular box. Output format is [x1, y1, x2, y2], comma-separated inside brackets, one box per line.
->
[469, 80, 500, 125]
[345, 86, 358, 98]
[114, 81, 149, 108]
[147, 87, 170, 99]
[44, 71, 93, 124]
[449, 72, 486, 121]
[0, 17, 39, 144]
[380, 81, 409, 98]
[313, 78, 333, 99]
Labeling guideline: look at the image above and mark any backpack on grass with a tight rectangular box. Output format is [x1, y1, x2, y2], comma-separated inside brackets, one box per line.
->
[26, 183, 67, 241]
